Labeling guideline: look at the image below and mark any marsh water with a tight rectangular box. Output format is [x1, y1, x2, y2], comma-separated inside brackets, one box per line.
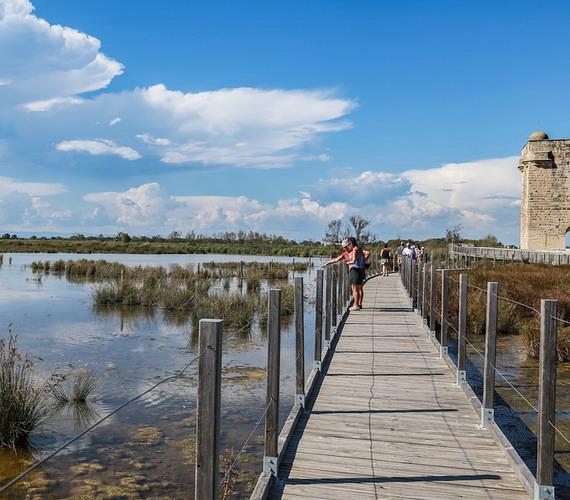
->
[0, 253, 324, 498]
[2, 253, 570, 497]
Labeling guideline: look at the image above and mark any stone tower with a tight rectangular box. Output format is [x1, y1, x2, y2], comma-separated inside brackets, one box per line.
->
[519, 131, 570, 250]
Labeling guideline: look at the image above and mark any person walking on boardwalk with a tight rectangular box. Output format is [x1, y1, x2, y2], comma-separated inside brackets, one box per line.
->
[323, 237, 366, 311]
[380, 243, 391, 277]
[402, 242, 414, 259]
[396, 241, 405, 271]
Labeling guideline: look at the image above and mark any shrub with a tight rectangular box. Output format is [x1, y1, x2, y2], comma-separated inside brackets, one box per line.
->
[0, 337, 50, 448]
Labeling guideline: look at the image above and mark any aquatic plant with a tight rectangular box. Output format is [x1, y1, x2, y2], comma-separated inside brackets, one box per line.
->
[50, 370, 96, 405]
[0, 336, 50, 448]
[192, 293, 258, 329]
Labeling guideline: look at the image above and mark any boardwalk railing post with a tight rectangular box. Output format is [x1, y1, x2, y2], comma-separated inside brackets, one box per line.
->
[331, 266, 337, 333]
[337, 262, 344, 321]
[195, 319, 223, 500]
[410, 259, 416, 309]
[421, 262, 427, 326]
[416, 260, 420, 316]
[264, 289, 282, 478]
[294, 277, 305, 408]
[429, 262, 436, 339]
[344, 264, 350, 307]
[536, 299, 557, 500]
[480, 282, 498, 429]
[324, 267, 332, 349]
[440, 269, 449, 358]
[314, 269, 323, 371]
[457, 274, 468, 384]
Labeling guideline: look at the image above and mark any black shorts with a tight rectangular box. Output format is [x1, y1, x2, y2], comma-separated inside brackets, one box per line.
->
[349, 268, 365, 286]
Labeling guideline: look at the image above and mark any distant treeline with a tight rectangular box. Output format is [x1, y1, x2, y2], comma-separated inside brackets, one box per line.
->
[0, 231, 505, 257]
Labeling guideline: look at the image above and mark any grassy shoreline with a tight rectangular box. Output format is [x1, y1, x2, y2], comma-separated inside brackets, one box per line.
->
[0, 238, 334, 257]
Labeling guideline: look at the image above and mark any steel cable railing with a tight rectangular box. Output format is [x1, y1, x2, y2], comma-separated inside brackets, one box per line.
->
[0, 304, 269, 494]
[0, 347, 208, 493]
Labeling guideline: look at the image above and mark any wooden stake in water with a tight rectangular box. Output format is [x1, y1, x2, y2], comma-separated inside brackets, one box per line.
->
[457, 274, 468, 383]
[314, 269, 324, 370]
[294, 278, 305, 407]
[536, 299, 557, 499]
[264, 289, 281, 477]
[481, 282, 498, 428]
[195, 319, 223, 500]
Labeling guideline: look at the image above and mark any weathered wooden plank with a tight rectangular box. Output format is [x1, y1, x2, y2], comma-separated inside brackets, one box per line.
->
[266, 275, 527, 500]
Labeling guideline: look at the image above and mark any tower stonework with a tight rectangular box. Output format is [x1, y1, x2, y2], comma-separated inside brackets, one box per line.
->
[519, 132, 570, 250]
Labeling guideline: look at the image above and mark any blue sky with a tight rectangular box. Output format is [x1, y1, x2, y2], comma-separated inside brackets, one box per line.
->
[1, 0, 570, 242]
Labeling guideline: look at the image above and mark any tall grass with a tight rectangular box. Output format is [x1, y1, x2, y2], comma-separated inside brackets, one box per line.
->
[50, 370, 96, 405]
[0, 337, 50, 448]
[449, 262, 570, 361]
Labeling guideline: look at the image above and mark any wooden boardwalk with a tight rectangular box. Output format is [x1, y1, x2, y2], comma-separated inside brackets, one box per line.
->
[271, 274, 528, 499]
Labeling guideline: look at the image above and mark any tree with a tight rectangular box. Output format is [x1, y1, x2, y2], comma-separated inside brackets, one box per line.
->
[168, 230, 181, 241]
[324, 219, 342, 244]
[445, 224, 463, 243]
[359, 230, 377, 245]
[348, 215, 371, 242]
[116, 232, 131, 243]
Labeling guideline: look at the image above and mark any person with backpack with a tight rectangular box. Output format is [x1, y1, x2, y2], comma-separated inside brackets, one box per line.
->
[323, 237, 367, 311]
[380, 243, 391, 277]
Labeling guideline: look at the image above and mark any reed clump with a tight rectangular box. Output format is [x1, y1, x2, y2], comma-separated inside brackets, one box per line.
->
[50, 370, 96, 405]
[0, 337, 50, 448]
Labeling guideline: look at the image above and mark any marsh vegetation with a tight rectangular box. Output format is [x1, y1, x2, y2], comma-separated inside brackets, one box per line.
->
[446, 262, 570, 362]
[30, 259, 301, 331]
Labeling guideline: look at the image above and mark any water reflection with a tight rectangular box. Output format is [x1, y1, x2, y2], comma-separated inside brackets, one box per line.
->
[0, 253, 320, 497]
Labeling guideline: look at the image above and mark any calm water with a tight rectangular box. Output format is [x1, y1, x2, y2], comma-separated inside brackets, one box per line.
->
[0, 253, 324, 498]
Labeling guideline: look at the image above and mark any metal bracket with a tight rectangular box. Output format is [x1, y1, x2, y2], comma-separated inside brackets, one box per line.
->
[456, 370, 466, 385]
[314, 360, 322, 372]
[479, 408, 494, 429]
[324, 340, 331, 350]
[422, 318, 428, 327]
[264, 456, 278, 477]
[337, 314, 343, 324]
[440, 346, 448, 359]
[295, 393, 305, 408]
[331, 327, 337, 337]
[534, 483, 555, 500]
[430, 330, 436, 339]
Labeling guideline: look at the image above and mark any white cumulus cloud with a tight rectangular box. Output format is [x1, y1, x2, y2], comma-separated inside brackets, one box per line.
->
[314, 156, 521, 240]
[1, 1, 355, 168]
[0, 0, 123, 110]
[56, 139, 141, 160]
[83, 183, 351, 238]
[0, 175, 70, 228]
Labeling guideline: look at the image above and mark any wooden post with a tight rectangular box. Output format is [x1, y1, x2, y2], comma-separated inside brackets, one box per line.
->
[457, 274, 468, 383]
[429, 262, 436, 337]
[331, 266, 337, 329]
[440, 269, 449, 357]
[416, 260, 422, 313]
[264, 289, 281, 478]
[324, 267, 332, 345]
[195, 319, 223, 500]
[536, 299, 558, 499]
[294, 277, 305, 408]
[421, 262, 427, 324]
[481, 282, 498, 428]
[410, 259, 416, 308]
[314, 269, 323, 371]
[337, 262, 344, 319]
[345, 263, 350, 306]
